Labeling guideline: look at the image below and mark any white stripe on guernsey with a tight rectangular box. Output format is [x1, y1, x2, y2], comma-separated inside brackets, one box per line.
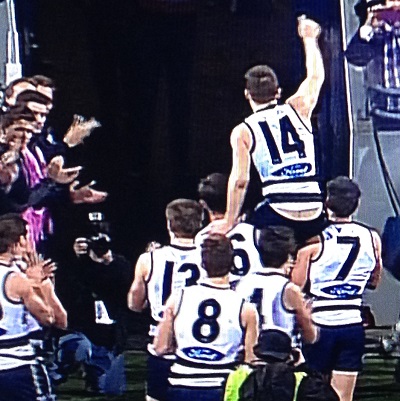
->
[313, 299, 362, 306]
[171, 363, 233, 375]
[169, 377, 226, 387]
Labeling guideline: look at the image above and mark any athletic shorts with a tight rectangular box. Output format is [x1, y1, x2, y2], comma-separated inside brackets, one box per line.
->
[146, 353, 174, 401]
[248, 200, 327, 245]
[0, 364, 56, 401]
[303, 323, 365, 374]
[166, 386, 224, 401]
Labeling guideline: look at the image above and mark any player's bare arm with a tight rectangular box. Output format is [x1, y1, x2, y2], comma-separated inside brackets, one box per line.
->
[127, 252, 150, 312]
[368, 230, 383, 289]
[153, 297, 176, 356]
[283, 282, 318, 344]
[41, 279, 68, 329]
[6, 272, 55, 326]
[210, 124, 252, 234]
[291, 242, 321, 289]
[241, 301, 259, 363]
[287, 17, 324, 121]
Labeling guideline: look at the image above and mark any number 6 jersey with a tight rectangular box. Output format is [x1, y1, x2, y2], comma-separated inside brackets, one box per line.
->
[307, 222, 377, 326]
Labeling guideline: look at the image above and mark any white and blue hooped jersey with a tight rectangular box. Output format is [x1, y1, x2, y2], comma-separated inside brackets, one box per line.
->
[244, 103, 322, 211]
[235, 269, 297, 344]
[146, 244, 205, 338]
[195, 222, 263, 285]
[307, 222, 377, 326]
[170, 282, 244, 388]
[0, 262, 36, 371]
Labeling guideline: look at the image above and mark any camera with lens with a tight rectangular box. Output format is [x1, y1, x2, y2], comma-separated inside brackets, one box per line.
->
[86, 212, 112, 257]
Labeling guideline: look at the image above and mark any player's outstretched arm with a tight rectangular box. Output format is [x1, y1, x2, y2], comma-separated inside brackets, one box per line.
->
[287, 16, 325, 122]
[210, 124, 251, 235]
[127, 252, 150, 312]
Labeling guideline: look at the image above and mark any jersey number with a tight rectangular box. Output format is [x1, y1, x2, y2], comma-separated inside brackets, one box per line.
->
[230, 233, 250, 277]
[258, 116, 306, 164]
[334, 236, 361, 281]
[192, 299, 221, 343]
[162, 262, 200, 304]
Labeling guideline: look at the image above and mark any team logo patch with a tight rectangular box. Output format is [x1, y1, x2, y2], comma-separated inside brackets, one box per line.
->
[321, 284, 361, 298]
[182, 346, 224, 361]
[272, 163, 312, 177]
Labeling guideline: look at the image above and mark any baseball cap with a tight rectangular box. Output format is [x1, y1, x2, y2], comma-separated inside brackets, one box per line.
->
[253, 329, 292, 361]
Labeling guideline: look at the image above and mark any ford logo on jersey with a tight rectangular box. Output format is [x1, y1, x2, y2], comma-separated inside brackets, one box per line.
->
[321, 284, 361, 298]
[272, 163, 312, 177]
[183, 346, 224, 361]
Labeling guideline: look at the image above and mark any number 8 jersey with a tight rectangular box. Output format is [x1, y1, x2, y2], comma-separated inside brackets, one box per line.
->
[169, 282, 245, 388]
[307, 222, 377, 326]
[245, 103, 322, 211]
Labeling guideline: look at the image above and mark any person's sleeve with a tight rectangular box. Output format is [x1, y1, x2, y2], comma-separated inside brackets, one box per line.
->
[345, 32, 379, 67]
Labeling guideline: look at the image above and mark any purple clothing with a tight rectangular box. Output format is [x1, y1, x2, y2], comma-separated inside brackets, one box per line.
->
[20, 147, 52, 249]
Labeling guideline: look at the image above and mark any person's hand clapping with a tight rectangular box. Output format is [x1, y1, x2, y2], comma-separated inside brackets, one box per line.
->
[63, 114, 101, 147]
[69, 180, 108, 204]
[47, 155, 82, 184]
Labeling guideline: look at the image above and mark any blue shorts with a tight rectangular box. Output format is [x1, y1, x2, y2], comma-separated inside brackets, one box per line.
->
[0, 364, 56, 401]
[248, 199, 327, 244]
[166, 386, 224, 401]
[303, 324, 365, 374]
[146, 353, 174, 401]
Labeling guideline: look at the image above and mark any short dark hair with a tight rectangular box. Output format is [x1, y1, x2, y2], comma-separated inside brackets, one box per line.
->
[1, 105, 36, 129]
[30, 74, 56, 90]
[0, 214, 27, 253]
[165, 199, 203, 238]
[15, 90, 52, 106]
[201, 234, 233, 277]
[326, 176, 361, 217]
[197, 172, 228, 214]
[4, 77, 35, 99]
[257, 226, 296, 268]
[245, 65, 279, 103]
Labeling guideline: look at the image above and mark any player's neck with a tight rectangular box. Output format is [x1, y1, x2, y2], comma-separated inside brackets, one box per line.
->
[0, 252, 13, 264]
[170, 237, 195, 247]
[250, 99, 278, 112]
[327, 210, 352, 222]
[210, 212, 225, 221]
[205, 276, 230, 286]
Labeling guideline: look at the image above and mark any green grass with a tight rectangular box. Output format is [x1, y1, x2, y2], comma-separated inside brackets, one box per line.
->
[56, 350, 400, 401]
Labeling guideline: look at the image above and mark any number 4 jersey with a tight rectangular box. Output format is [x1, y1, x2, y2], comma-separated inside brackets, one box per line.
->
[307, 222, 378, 326]
[245, 103, 323, 214]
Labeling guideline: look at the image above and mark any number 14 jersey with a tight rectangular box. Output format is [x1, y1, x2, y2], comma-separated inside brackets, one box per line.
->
[245, 104, 322, 210]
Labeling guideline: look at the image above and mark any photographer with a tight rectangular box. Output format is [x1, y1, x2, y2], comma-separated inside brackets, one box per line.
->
[52, 213, 133, 395]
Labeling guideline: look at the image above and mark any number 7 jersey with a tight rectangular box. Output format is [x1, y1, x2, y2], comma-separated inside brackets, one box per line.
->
[307, 222, 377, 326]
[245, 103, 322, 209]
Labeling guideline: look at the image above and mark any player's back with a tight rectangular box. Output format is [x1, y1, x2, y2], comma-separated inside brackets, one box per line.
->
[308, 221, 377, 326]
[196, 222, 263, 284]
[245, 103, 322, 212]
[146, 244, 205, 335]
[236, 269, 296, 342]
[170, 282, 245, 388]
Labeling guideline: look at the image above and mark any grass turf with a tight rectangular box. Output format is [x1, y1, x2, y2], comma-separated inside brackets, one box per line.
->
[55, 350, 400, 401]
